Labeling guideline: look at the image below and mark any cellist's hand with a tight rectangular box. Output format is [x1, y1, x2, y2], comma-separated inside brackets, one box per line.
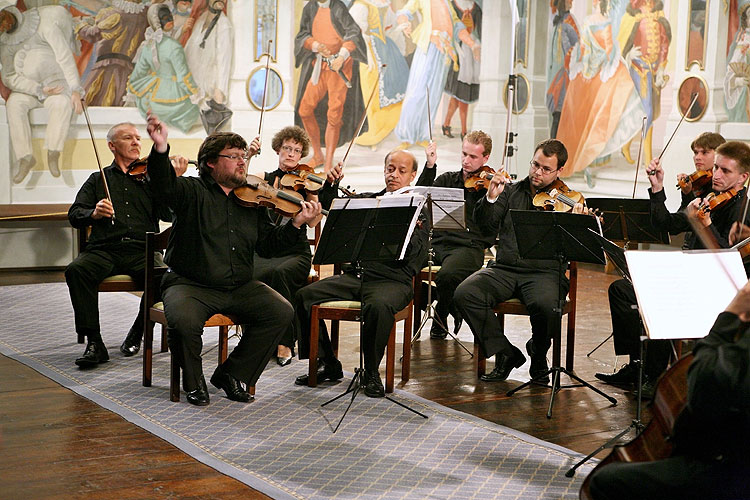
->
[146, 111, 168, 153]
[292, 200, 322, 228]
[327, 161, 343, 184]
[730, 221, 750, 245]
[92, 198, 114, 220]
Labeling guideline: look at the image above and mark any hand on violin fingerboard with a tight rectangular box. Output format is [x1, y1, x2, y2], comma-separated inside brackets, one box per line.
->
[292, 200, 322, 228]
[647, 158, 664, 192]
[687, 198, 711, 227]
[327, 161, 344, 184]
[425, 141, 437, 168]
[676, 173, 692, 195]
[248, 136, 261, 157]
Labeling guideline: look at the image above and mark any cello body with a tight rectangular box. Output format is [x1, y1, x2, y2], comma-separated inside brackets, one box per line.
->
[579, 353, 693, 500]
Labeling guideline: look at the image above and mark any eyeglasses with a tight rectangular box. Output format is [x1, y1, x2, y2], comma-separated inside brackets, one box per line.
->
[529, 160, 558, 175]
[281, 145, 303, 156]
[218, 153, 250, 162]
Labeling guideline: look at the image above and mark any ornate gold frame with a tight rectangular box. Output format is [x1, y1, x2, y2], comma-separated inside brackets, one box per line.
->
[677, 74, 709, 122]
[246, 66, 284, 111]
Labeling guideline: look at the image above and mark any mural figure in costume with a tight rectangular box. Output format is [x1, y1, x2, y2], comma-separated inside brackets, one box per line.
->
[546, 0, 579, 139]
[618, 0, 671, 164]
[725, 4, 750, 122]
[294, 0, 367, 171]
[126, 3, 200, 133]
[0, 3, 83, 184]
[182, 0, 232, 134]
[394, 0, 479, 148]
[75, 0, 149, 107]
[349, 0, 409, 147]
[441, 0, 481, 141]
[556, 0, 644, 182]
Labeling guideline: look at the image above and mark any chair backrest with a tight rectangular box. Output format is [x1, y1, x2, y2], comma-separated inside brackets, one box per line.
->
[143, 226, 172, 315]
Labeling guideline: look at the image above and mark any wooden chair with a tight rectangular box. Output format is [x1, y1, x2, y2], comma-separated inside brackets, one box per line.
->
[307, 297, 414, 393]
[141, 227, 254, 401]
[474, 262, 579, 376]
[76, 227, 143, 344]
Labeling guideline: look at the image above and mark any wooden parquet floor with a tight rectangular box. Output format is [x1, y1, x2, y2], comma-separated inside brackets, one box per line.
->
[0, 265, 646, 499]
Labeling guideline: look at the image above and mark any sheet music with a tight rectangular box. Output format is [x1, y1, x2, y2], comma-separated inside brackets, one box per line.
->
[625, 250, 748, 339]
[397, 186, 465, 231]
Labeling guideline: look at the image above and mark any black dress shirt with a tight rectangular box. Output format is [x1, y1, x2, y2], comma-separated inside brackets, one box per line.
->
[68, 162, 171, 247]
[416, 164, 496, 249]
[147, 147, 305, 288]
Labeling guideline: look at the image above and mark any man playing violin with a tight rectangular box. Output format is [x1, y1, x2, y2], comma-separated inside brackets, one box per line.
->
[145, 114, 322, 406]
[252, 125, 334, 366]
[587, 281, 750, 500]
[415, 131, 497, 339]
[597, 141, 750, 395]
[454, 139, 588, 383]
[293, 149, 428, 397]
[676, 132, 725, 210]
[66, 122, 186, 369]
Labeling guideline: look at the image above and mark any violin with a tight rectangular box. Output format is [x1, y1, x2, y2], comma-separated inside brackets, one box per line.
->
[233, 174, 329, 218]
[464, 165, 514, 191]
[697, 188, 740, 219]
[126, 156, 197, 181]
[532, 179, 584, 212]
[677, 169, 712, 194]
[279, 164, 326, 193]
[579, 354, 693, 499]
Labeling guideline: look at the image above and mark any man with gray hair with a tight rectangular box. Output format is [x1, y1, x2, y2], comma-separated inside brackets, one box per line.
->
[0, 3, 83, 183]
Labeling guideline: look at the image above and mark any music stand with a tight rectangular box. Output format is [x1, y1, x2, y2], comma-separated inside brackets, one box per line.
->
[313, 196, 429, 432]
[584, 198, 669, 356]
[403, 187, 471, 355]
[504, 210, 617, 418]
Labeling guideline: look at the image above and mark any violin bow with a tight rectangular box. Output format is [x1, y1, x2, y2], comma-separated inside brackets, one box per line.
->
[256, 40, 273, 155]
[631, 116, 647, 198]
[340, 65, 384, 169]
[81, 97, 115, 224]
[648, 93, 699, 175]
[501, 75, 516, 175]
[426, 85, 433, 142]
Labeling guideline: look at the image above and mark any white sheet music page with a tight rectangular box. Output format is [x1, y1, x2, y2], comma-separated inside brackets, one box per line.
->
[625, 250, 748, 339]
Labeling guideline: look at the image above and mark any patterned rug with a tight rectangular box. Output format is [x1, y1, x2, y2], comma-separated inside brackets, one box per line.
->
[0, 283, 594, 499]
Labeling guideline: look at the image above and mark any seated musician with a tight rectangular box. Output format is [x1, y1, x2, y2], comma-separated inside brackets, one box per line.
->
[415, 132, 497, 338]
[596, 140, 750, 397]
[251, 126, 331, 366]
[676, 132, 725, 210]
[453, 139, 588, 383]
[587, 281, 750, 500]
[293, 150, 428, 397]
[144, 113, 322, 406]
[66, 122, 185, 368]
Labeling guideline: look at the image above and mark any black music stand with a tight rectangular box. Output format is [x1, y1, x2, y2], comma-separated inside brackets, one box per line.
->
[313, 196, 429, 433]
[504, 210, 617, 418]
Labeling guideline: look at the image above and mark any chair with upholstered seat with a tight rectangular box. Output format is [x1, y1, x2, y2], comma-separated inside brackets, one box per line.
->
[474, 262, 578, 376]
[140, 227, 254, 401]
[307, 298, 413, 393]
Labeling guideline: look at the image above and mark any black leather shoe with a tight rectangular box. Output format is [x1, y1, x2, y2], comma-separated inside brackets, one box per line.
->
[186, 375, 210, 406]
[637, 376, 656, 400]
[210, 366, 252, 402]
[276, 356, 292, 367]
[295, 359, 344, 386]
[430, 323, 448, 339]
[75, 340, 109, 368]
[526, 339, 550, 384]
[363, 370, 385, 398]
[595, 362, 637, 386]
[480, 347, 525, 382]
[119, 327, 142, 356]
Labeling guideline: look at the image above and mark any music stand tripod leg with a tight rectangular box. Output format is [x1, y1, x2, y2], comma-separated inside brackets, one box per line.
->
[587, 332, 613, 357]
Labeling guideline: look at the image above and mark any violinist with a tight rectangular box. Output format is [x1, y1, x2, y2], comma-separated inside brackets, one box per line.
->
[66, 122, 185, 369]
[596, 141, 750, 396]
[145, 114, 322, 406]
[587, 281, 750, 500]
[454, 139, 586, 383]
[676, 132, 725, 210]
[414, 131, 497, 338]
[251, 126, 331, 367]
[293, 150, 428, 398]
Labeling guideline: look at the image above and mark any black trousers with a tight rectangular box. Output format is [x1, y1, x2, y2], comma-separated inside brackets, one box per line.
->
[64, 240, 160, 340]
[253, 253, 312, 348]
[295, 273, 412, 373]
[609, 278, 671, 378]
[161, 271, 291, 391]
[430, 244, 484, 324]
[588, 454, 750, 500]
[454, 264, 568, 359]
